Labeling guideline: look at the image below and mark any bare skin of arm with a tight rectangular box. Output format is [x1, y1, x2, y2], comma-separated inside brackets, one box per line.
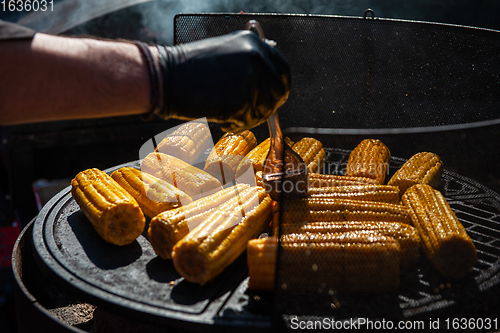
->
[0, 33, 158, 125]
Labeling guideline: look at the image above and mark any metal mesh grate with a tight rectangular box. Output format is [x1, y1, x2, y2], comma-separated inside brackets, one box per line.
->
[174, 13, 500, 130]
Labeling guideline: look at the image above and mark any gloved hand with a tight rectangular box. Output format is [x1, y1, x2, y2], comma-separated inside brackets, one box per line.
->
[156, 30, 290, 132]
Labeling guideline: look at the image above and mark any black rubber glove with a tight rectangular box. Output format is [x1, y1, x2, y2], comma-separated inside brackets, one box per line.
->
[156, 30, 290, 132]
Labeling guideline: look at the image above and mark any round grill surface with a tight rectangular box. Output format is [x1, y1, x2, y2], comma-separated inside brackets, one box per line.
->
[31, 152, 500, 329]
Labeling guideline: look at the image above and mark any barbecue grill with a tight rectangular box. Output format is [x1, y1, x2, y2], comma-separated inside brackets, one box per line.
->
[13, 12, 500, 333]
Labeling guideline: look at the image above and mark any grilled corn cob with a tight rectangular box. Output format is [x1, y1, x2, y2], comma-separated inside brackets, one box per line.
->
[172, 187, 273, 285]
[246, 137, 294, 172]
[235, 137, 294, 185]
[282, 198, 410, 224]
[155, 121, 212, 165]
[292, 137, 327, 173]
[71, 168, 145, 246]
[149, 184, 252, 259]
[247, 236, 278, 291]
[346, 139, 391, 184]
[204, 130, 257, 184]
[388, 152, 443, 197]
[308, 173, 378, 187]
[248, 232, 400, 292]
[255, 172, 378, 191]
[308, 184, 400, 204]
[281, 221, 420, 269]
[141, 152, 223, 201]
[402, 184, 477, 278]
[111, 167, 192, 218]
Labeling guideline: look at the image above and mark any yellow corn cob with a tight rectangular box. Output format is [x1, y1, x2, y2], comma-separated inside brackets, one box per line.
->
[155, 121, 212, 165]
[254, 172, 378, 191]
[141, 152, 223, 201]
[235, 137, 294, 185]
[308, 173, 378, 187]
[204, 130, 257, 185]
[292, 137, 327, 173]
[240, 138, 272, 175]
[149, 184, 252, 259]
[71, 168, 145, 246]
[308, 184, 400, 204]
[282, 198, 410, 224]
[346, 139, 391, 184]
[402, 184, 477, 278]
[254, 171, 264, 188]
[388, 152, 443, 197]
[281, 221, 420, 269]
[239, 137, 295, 172]
[172, 187, 273, 285]
[111, 167, 192, 219]
[248, 232, 400, 292]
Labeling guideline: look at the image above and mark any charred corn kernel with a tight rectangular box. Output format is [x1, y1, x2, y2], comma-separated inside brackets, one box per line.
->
[172, 187, 273, 285]
[282, 198, 410, 224]
[247, 236, 278, 291]
[402, 184, 477, 278]
[155, 121, 211, 165]
[111, 167, 192, 219]
[346, 139, 391, 184]
[255, 172, 378, 193]
[149, 184, 252, 259]
[292, 137, 327, 173]
[248, 232, 400, 292]
[281, 221, 420, 269]
[388, 152, 443, 197]
[204, 130, 257, 185]
[308, 184, 400, 204]
[308, 173, 377, 187]
[141, 152, 223, 201]
[71, 168, 145, 246]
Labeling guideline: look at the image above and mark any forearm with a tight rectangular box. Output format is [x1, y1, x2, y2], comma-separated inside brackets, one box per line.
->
[0, 33, 156, 125]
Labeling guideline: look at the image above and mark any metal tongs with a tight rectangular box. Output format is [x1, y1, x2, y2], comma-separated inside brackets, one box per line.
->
[245, 20, 309, 201]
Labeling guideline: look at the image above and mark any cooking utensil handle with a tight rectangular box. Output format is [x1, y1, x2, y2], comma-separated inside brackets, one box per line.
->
[245, 20, 285, 170]
[245, 20, 266, 41]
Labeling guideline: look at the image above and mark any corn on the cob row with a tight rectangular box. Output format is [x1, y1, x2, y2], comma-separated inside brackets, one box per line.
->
[346, 139, 391, 184]
[71, 168, 145, 246]
[388, 152, 443, 197]
[149, 184, 253, 259]
[111, 167, 192, 219]
[248, 232, 400, 292]
[155, 121, 212, 165]
[141, 152, 223, 201]
[291, 137, 327, 174]
[281, 221, 420, 269]
[308, 173, 378, 187]
[204, 130, 257, 185]
[308, 184, 400, 204]
[402, 184, 477, 278]
[281, 198, 410, 224]
[172, 187, 273, 285]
